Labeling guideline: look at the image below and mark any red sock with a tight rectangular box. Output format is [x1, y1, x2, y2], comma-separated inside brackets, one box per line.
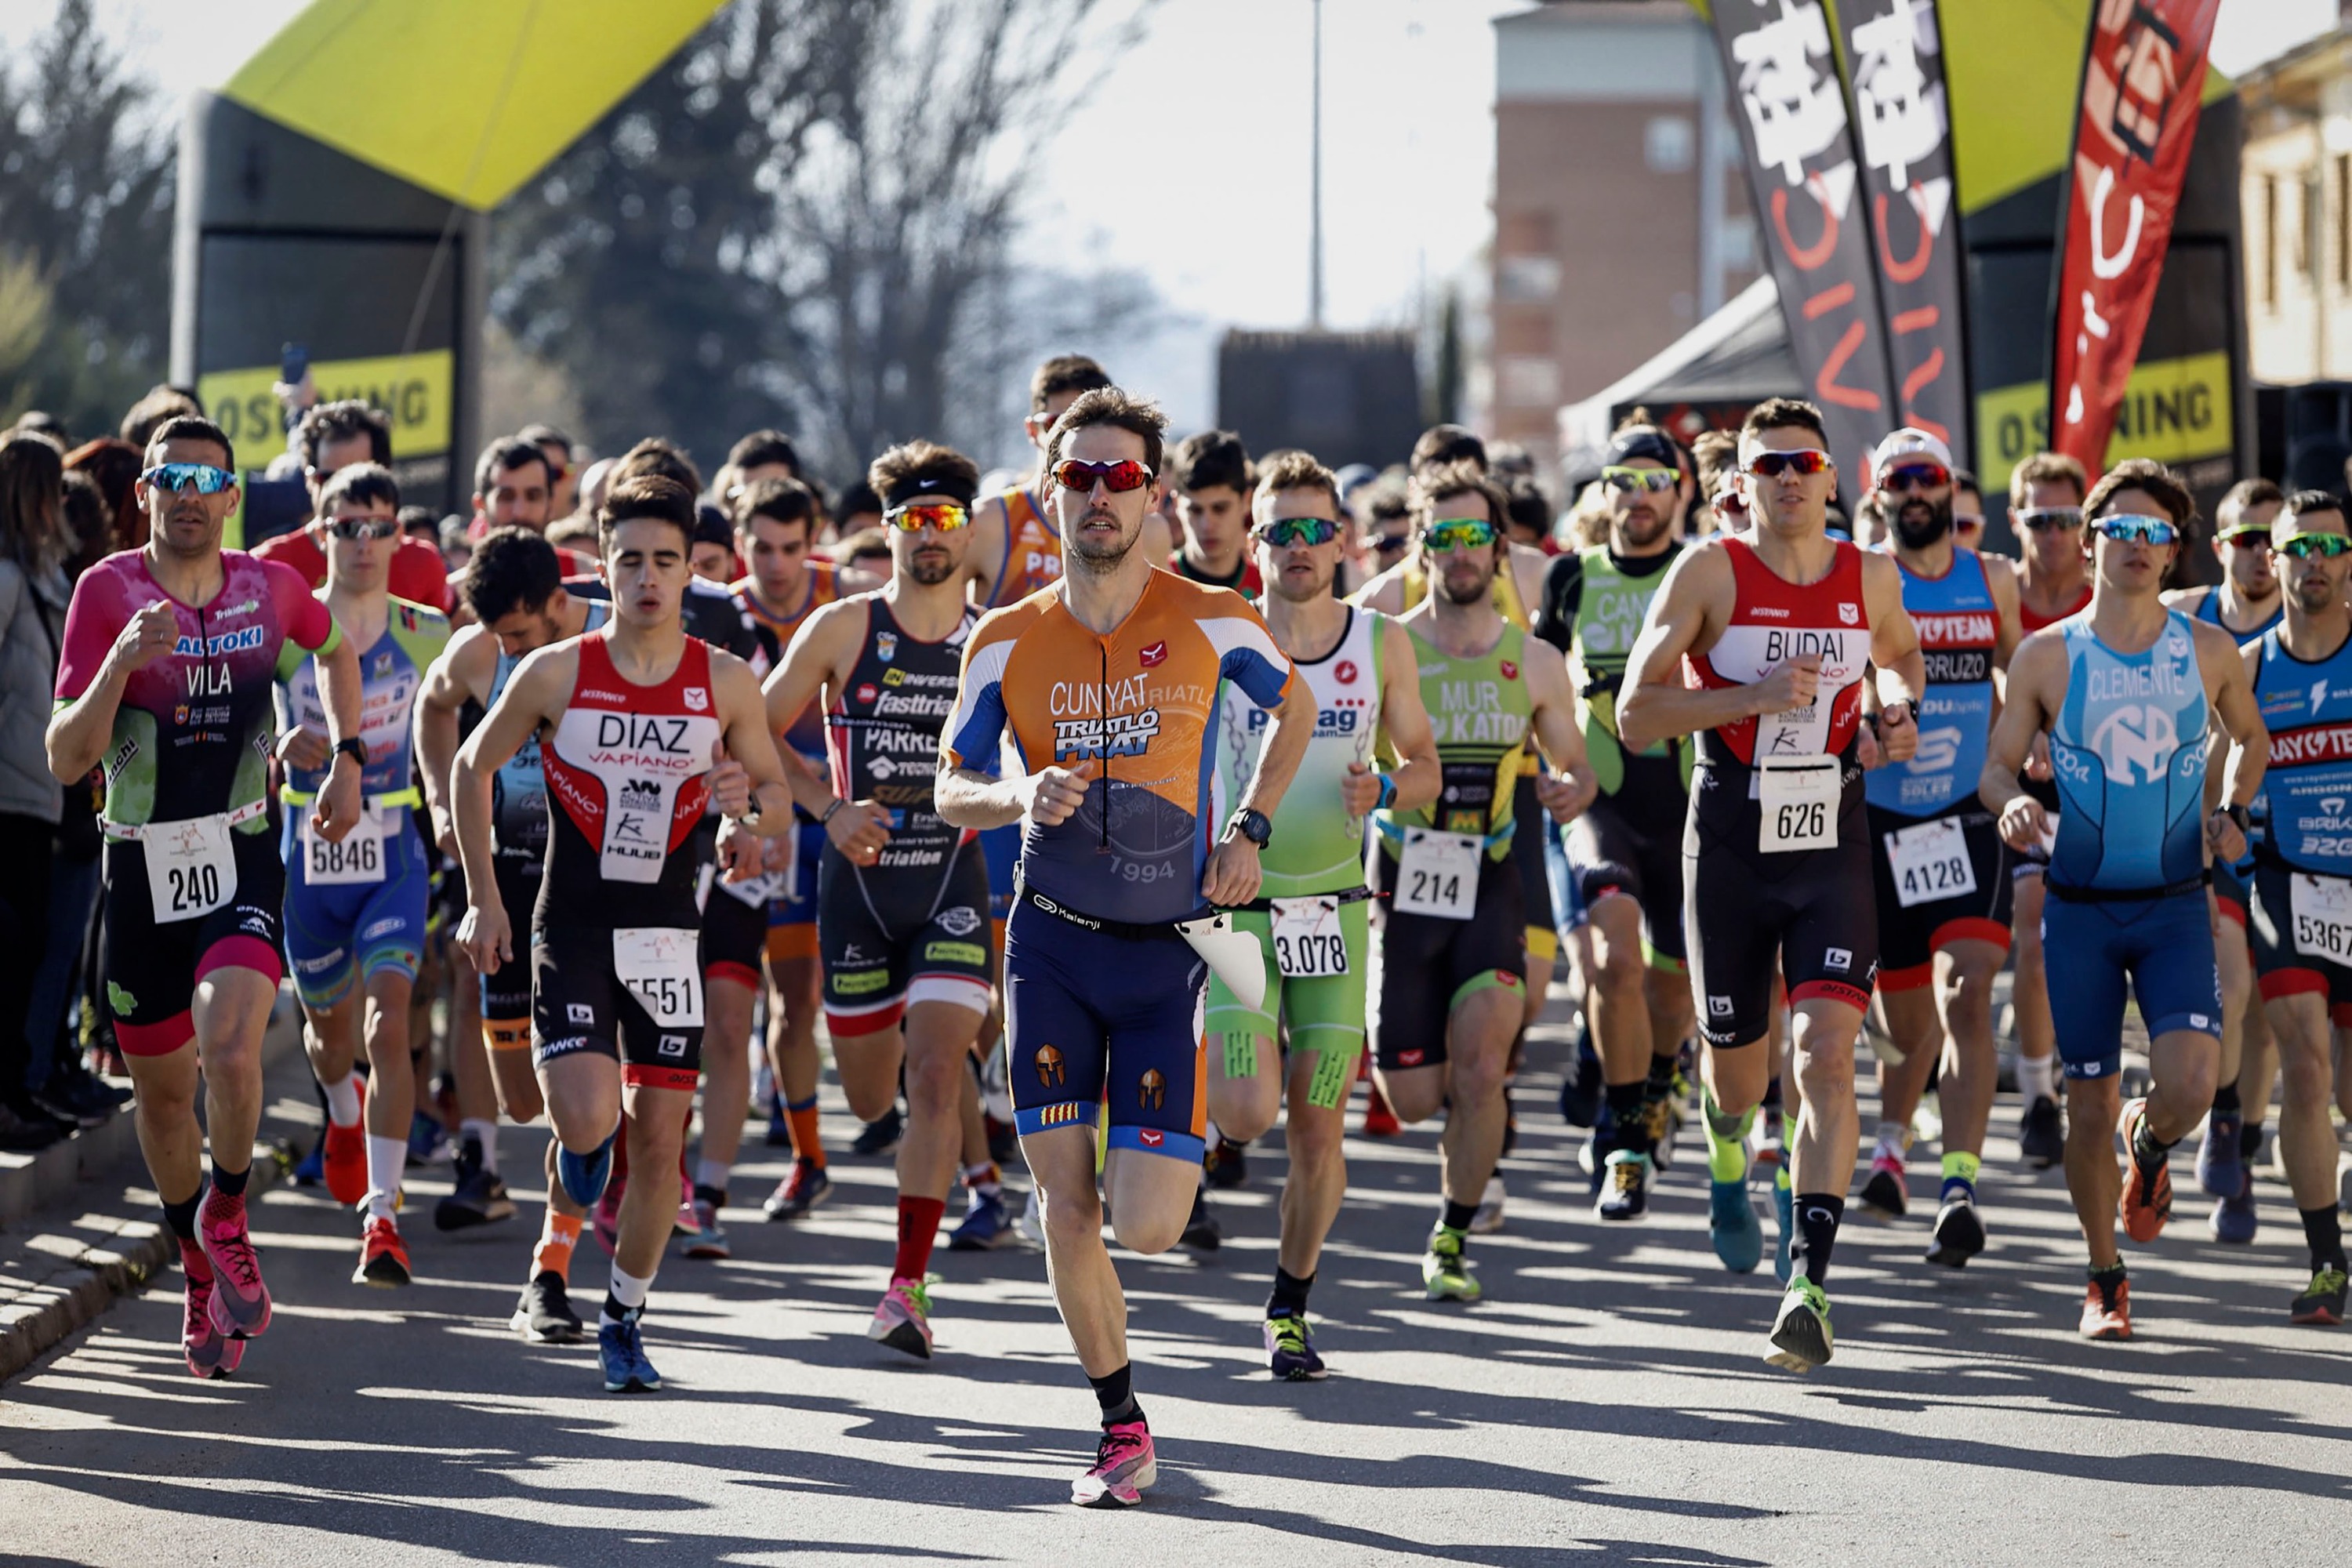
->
[786, 1098, 826, 1168]
[179, 1236, 212, 1283]
[894, 1195, 946, 1283]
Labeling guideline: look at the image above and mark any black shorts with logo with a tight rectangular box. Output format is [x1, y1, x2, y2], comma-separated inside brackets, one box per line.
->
[1367, 843, 1527, 1071]
[818, 837, 995, 1041]
[103, 829, 285, 1056]
[2248, 859, 2352, 1022]
[1683, 760, 1878, 1048]
[1866, 800, 2013, 989]
[478, 855, 539, 1023]
[531, 917, 705, 1091]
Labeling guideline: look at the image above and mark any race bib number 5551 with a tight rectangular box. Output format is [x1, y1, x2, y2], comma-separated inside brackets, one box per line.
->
[613, 927, 705, 1027]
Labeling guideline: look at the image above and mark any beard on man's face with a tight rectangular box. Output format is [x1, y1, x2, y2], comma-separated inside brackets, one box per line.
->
[1893, 494, 1952, 551]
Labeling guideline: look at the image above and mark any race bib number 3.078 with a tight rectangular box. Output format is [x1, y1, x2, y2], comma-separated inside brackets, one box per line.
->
[1396, 829, 1481, 920]
[1269, 895, 1348, 977]
[1884, 817, 1976, 909]
[613, 926, 705, 1027]
[2291, 874, 2352, 967]
[1757, 758, 1839, 853]
[147, 813, 237, 924]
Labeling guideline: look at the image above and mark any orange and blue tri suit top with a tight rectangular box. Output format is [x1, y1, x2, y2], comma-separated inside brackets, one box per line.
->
[735, 559, 839, 761]
[985, 487, 1064, 609]
[944, 568, 1296, 926]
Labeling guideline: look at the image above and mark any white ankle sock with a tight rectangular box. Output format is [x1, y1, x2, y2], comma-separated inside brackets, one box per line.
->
[607, 1263, 653, 1316]
[2018, 1052, 2057, 1105]
[323, 1073, 361, 1127]
[695, 1158, 731, 1194]
[365, 1135, 405, 1218]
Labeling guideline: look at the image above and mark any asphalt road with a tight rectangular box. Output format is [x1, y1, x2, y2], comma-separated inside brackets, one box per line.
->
[5, 994, 2350, 1566]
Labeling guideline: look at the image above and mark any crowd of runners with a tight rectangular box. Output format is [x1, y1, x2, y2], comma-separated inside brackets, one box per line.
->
[38, 351, 2352, 1508]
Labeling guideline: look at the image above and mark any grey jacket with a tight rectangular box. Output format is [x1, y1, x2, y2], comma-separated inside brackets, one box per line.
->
[0, 555, 68, 824]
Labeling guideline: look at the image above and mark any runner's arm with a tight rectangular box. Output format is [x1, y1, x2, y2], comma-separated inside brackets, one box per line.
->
[47, 597, 175, 783]
[2203, 619, 2269, 822]
[307, 615, 368, 841]
[1980, 630, 2060, 849]
[415, 626, 493, 852]
[1348, 559, 1407, 613]
[963, 493, 1010, 605]
[1523, 643, 1597, 820]
[710, 651, 796, 835]
[1230, 673, 1316, 825]
[1861, 550, 1927, 716]
[1615, 546, 1785, 750]
[1986, 553, 2024, 678]
[1369, 618, 1441, 814]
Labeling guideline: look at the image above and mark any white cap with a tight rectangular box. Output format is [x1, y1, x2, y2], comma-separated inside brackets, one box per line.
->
[1870, 426, 1954, 477]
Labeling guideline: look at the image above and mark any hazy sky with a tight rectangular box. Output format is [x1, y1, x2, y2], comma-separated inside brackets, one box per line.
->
[0, 0, 2330, 433]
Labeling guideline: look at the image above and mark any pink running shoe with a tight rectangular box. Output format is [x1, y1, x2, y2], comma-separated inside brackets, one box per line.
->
[179, 1247, 244, 1379]
[1071, 1419, 1156, 1508]
[866, 1277, 934, 1360]
[593, 1174, 624, 1257]
[673, 1171, 702, 1238]
[200, 1192, 271, 1341]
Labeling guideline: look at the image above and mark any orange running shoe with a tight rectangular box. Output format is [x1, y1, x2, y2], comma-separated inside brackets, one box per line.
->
[2118, 1098, 2172, 1244]
[354, 1213, 412, 1287]
[2080, 1269, 2132, 1340]
[322, 1076, 368, 1207]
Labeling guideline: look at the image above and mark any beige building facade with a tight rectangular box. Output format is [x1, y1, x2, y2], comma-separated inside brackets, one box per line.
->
[2243, 24, 2352, 385]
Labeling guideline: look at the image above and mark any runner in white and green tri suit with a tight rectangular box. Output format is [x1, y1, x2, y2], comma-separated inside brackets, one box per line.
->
[1204, 450, 1442, 1381]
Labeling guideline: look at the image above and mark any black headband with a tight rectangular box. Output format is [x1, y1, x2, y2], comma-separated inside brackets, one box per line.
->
[878, 470, 978, 510]
[1606, 429, 1682, 471]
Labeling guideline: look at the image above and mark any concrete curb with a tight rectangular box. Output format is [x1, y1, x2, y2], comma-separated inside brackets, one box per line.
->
[0, 1000, 305, 1386]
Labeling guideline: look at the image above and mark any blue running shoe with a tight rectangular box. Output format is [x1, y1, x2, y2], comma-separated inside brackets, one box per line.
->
[947, 1187, 1020, 1250]
[292, 1136, 326, 1189]
[2210, 1166, 2257, 1244]
[2197, 1109, 2245, 1199]
[1773, 1173, 1795, 1286]
[1711, 1178, 1763, 1273]
[598, 1306, 661, 1392]
[406, 1110, 453, 1167]
[557, 1130, 616, 1210]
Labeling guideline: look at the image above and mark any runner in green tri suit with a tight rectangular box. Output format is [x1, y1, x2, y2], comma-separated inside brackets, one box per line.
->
[1204, 451, 1442, 1380]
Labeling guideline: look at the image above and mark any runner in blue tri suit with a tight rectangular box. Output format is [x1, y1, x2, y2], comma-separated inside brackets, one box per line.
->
[1857, 430, 2022, 1267]
[2162, 477, 2286, 1226]
[1983, 459, 2267, 1344]
[274, 463, 450, 1290]
[2238, 489, 2352, 1325]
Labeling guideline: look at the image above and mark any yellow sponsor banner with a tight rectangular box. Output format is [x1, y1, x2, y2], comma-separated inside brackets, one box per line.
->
[198, 348, 455, 467]
[1974, 350, 2234, 495]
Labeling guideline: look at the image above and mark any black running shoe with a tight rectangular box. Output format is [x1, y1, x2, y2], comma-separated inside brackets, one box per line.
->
[1925, 1192, 1986, 1267]
[2019, 1094, 2063, 1169]
[1860, 1154, 1908, 1220]
[511, 1272, 585, 1342]
[1179, 1189, 1222, 1253]
[1203, 1137, 1248, 1190]
[851, 1105, 903, 1157]
[436, 1145, 517, 1231]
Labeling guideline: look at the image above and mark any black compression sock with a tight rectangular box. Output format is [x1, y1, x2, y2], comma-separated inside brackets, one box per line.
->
[693, 1183, 727, 1210]
[1646, 1051, 1679, 1096]
[2129, 1117, 2172, 1174]
[1791, 1193, 1845, 1286]
[1267, 1266, 1313, 1318]
[2240, 1118, 2263, 1160]
[2299, 1206, 2347, 1272]
[2211, 1082, 2241, 1116]
[1602, 1082, 1646, 1149]
[1088, 1363, 1141, 1425]
[1441, 1199, 1479, 1233]
[210, 1161, 249, 1200]
[1762, 1074, 1783, 1111]
[162, 1190, 201, 1240]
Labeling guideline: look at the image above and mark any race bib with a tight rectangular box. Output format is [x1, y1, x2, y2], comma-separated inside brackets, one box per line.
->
[302, 806, 386, 886]
[1269, 895, 1348, 977]
[1884, 817, 1976, 909]
[1757, 758, 1838, 853]
[612, 926, 705, 1027]
[1395, 829, 1481, 920]
[147, 814, 237, 924]
[2291, 873, 2352, 967]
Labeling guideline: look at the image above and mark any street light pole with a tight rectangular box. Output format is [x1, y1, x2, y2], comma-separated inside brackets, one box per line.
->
[1310, 0, 1324, 330]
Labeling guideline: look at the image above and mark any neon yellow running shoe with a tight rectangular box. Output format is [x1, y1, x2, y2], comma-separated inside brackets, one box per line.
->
[1764, 1277, 1833, 1372]
[1422, 1226, 1481, 1302]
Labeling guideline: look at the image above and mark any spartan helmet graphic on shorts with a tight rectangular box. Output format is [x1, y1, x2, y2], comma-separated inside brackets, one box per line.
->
[1139, 1069, 1165, 1110]
[1035, 1044, 1065, 1088]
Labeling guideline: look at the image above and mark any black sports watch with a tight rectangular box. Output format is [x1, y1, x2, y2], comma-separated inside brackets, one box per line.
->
[2217, 802, 2250, 835]
[1227, 808, 1272, 848]
[331, 736, 368, 769]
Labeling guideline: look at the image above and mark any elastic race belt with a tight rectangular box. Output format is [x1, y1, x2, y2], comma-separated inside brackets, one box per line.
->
[1018, 881, 1187, 942]
[102, 800, 268, 844]
[1239, 885, 1376, 913]
[2045, 870, 2210, 905]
